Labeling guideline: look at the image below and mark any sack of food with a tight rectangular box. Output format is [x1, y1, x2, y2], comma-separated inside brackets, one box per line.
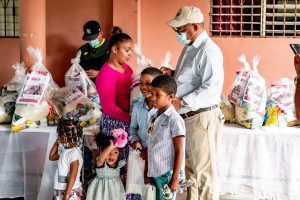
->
[11, 46, 57, 132]
[2, 63, 26, 94]
[229, 55, 267, 129]
[265, 78, 299, 127]
[219, 95, 235, 123]
[65, 51, 100, 106]
[0, 63, 26, 123]
[51, 86, 101, 127]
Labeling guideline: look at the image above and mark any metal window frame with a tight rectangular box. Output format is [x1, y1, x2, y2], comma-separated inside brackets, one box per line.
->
[0, 0, 19, 38]
[210, 0, 300, 38]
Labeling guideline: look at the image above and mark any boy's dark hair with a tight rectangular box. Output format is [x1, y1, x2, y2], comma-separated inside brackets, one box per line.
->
[57, 118, 83, 144]
[151, 75, 177, 95]
[108, 32, 132, 50]
[141, 67, 162, 78]
[95, 134, 115, 150]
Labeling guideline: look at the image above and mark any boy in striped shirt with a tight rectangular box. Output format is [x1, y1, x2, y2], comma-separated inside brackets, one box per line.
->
[147, 75, 186, 200]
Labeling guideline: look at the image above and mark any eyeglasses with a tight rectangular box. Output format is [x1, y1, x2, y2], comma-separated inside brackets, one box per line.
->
[173, 24, 191, 35]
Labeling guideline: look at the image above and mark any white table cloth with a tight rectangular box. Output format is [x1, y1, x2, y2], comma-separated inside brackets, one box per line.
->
[0, 125, 57, 200]
[218, 124, 300, 200]
[2, 123, 300, 200]
[0, 125, 99, 200]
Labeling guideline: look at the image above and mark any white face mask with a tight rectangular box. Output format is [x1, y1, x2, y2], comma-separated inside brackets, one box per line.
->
[176, 32, 191, 45]
[89, 38, 100, 47]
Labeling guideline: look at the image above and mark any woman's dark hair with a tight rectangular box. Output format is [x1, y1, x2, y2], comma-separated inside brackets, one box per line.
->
[112, 26, 123, 35]
[141, 67, 162, 78]
[57, 118, 83, 145]
[108, 32, 132, 51]
[95, 134, 115, 150]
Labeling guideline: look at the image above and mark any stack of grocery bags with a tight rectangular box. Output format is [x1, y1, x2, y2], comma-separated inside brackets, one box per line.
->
[0, 46, 101, 132]
[221, 54, 299, 129]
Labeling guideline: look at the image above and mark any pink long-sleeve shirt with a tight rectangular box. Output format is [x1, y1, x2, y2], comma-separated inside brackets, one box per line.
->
[96, 63, 133, 123]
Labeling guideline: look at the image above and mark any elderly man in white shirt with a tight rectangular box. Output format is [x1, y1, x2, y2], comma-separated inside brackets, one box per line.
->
[163, 5, 225, 200]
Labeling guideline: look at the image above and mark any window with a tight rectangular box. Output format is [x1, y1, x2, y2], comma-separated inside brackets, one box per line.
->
[0, 0, 19, 37]
[210, 0, 300, 37]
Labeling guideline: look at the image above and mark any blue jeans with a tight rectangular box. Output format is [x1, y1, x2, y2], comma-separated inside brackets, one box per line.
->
[152, 170, 177, 200]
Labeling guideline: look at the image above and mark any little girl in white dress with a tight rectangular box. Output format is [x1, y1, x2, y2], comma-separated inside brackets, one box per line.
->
[86, 129, 128, 200]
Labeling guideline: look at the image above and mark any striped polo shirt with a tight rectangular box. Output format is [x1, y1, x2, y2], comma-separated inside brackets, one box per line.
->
[147, 105, 186, 177]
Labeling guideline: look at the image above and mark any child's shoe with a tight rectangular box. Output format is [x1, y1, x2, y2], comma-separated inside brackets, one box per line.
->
[179, 178, 193, 191]
[162, 184, 174, 200]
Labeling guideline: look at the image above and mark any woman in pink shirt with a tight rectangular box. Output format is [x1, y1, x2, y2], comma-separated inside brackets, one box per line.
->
[96, 32, 133, 162]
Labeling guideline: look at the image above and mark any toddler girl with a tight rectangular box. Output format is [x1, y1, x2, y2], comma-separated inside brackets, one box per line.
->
[86, 129, 128, 200]
[49, 118, 85, 200]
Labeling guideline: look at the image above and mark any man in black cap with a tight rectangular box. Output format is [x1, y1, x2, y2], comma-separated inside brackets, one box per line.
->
[78, 20, 109, 82]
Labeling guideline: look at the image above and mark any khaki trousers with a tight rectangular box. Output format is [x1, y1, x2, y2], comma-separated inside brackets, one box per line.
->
[184, 108, 224, 200]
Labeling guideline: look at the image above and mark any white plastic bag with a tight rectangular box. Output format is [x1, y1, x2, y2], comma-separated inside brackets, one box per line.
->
[160, 51, 173, 70]
[130, 44, 153, 109]
[11, 46, 58, 131]
[2, 62, 26, 94]
[265, 78, 299, 126]
[0, 63, 26, 123]
[51, 86, 101, 127]
[229, 55, 267, 129]
[65, 51, 100, 106]
[228, 54, 251, 104]
[126, 148, 145, 195]
[143, 184, 156, 200]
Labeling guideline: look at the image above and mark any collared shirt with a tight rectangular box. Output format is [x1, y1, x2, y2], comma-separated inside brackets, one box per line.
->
[129, 98, 157, 148]
[147, 105, 185, 177]
[174, 31, 224, 114]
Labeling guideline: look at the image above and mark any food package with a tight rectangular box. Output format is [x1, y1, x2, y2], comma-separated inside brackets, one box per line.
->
[219, 95, 235, 123]
[65, 51, 100, 106]
[11, 46, 57, 132]
[265, 78, 299, 127]
[1, 63, 26, 94]
[51, 86, 101, 127]
[0, 63, 26, 123]
[229, 55, 267, 129]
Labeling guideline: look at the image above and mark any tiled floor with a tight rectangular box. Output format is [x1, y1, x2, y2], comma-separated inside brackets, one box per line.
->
[177, 191, 187, 200]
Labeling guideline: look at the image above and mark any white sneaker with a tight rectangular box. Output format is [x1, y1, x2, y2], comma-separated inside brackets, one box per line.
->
[162, 184, 174, 200]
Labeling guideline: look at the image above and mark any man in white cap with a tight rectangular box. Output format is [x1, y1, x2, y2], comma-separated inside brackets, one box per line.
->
[165, 5, 224, 200]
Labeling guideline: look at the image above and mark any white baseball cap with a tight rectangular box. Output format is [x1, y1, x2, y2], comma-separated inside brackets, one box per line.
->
[166, 5, 204, 28]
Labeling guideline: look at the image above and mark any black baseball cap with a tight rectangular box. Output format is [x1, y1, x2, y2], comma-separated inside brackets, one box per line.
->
[82, 20, 101, 41]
